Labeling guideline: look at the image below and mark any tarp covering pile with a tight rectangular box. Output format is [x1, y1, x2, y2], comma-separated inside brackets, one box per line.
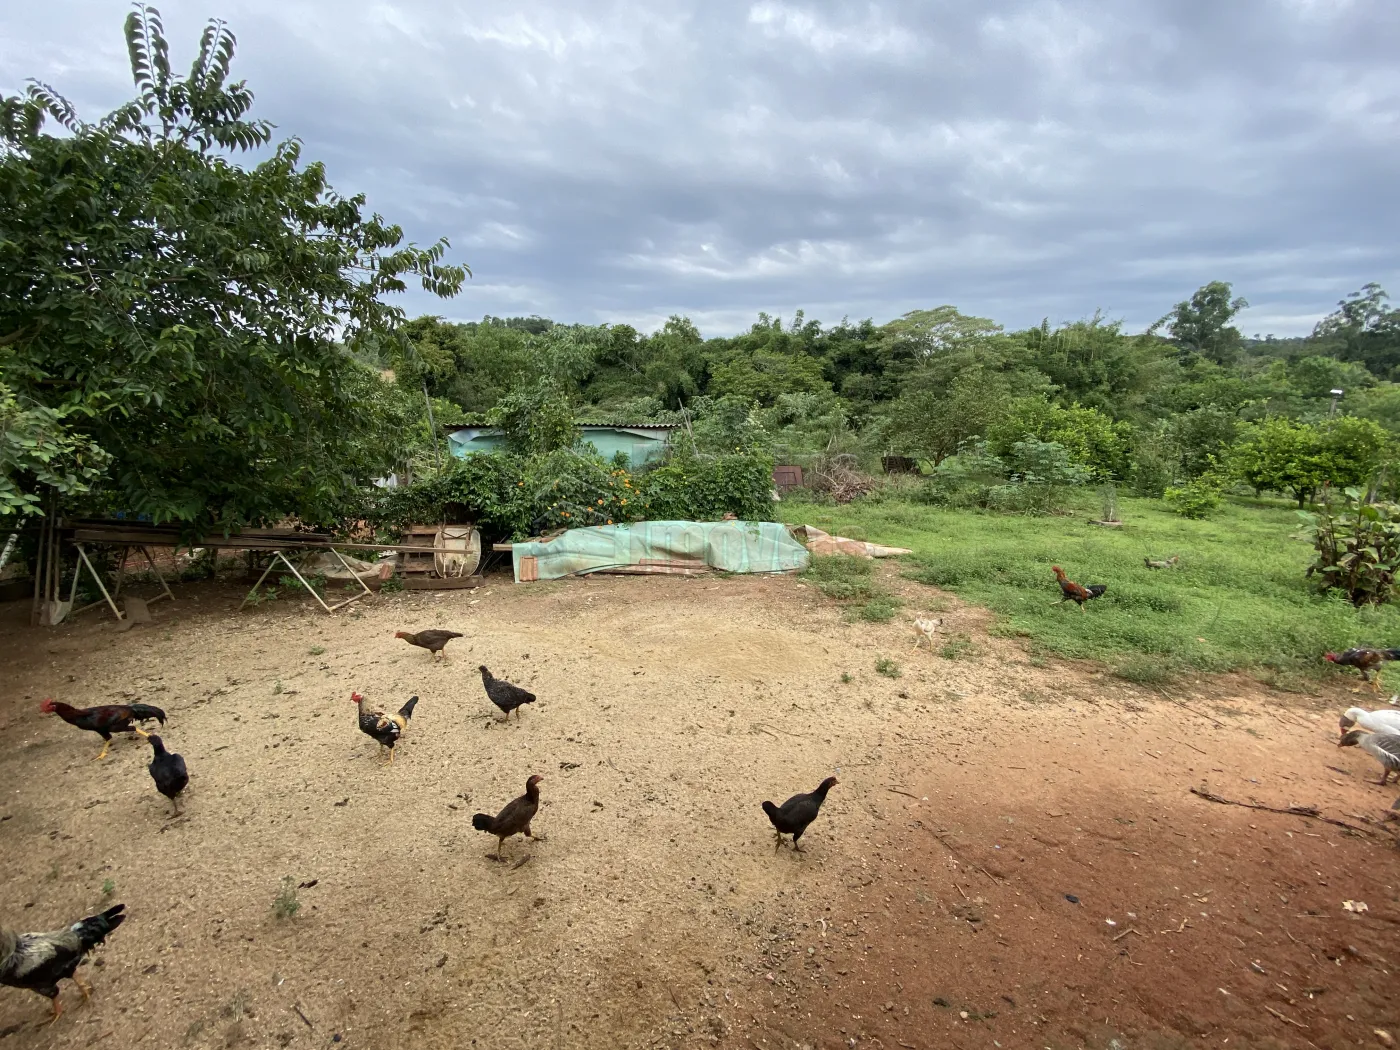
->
[789, 525, 913, 559]
[511, 520, 811, 582]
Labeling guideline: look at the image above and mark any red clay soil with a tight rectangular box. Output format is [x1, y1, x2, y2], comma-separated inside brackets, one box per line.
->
[727, 690, 1400, 1050]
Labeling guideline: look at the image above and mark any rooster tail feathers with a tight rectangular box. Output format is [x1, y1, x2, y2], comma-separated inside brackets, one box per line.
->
[1383, 648, 1400, 661]
[129, 704, 166, 724]
[73, 904, 126, 949]
[1086, 584, 1107, 598]
[398, 696, 419, 720]
[471, 813, 494, 833]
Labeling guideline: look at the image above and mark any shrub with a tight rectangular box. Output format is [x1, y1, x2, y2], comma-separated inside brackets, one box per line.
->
[1298, 488, 1400, 606]
[855, 595, 904, 622]
[1164, 477, 1222, 519]
[875, 656, 902, 678]
[801, 554, 880, 600]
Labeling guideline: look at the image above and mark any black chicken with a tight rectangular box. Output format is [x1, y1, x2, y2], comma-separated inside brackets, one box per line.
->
[1, 903, 126, 1024]
[351, 692, 419, 764]
[479, 666, 536, 720]
[762, 776, 838, 852]
[144, 734, 188, 814]
[472, 775, 543, 860]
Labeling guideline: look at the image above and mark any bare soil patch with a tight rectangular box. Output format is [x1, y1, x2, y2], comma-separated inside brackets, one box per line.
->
[0, 566, 1396, 1050]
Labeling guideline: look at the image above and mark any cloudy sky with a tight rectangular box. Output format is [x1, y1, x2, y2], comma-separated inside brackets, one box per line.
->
[4, 1, 1398, 337]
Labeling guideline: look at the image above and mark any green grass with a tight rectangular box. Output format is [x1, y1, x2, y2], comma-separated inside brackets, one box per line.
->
[875, 656, 902, 678]
[853, 594, 904, 622]
[785, 493, 1400, 686]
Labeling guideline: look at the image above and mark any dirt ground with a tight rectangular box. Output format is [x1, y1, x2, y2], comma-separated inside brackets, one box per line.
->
[0, 563, 1398, 1050]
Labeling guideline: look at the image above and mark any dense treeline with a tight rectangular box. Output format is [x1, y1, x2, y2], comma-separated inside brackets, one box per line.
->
[387, 280, 1400, 508]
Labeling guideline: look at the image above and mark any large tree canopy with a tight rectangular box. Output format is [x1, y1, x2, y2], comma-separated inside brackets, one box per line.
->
[0, 6, 467, 530]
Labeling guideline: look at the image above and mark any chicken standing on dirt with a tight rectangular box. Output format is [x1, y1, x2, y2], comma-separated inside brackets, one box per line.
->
[1051, 566, 1107, 612]
[39, 698, 166, 760]
[762, 776, 838, 852]
[351, 692, 419, 764]
[143, 734, 188, 814]
[479, 666, 536, 720]
[395, 629, 463, 660]
[1339, 729, 1400, 785]
[1, 903, 126, 1024]
[472, 775, 543, 860]
[1325, 648, 1400, 692]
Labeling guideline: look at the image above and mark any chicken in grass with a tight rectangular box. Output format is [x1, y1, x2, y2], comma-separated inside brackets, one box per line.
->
[38, 699, 166, 760]
[144, 734, 188, 814]
[1325, 648, 1400, 693]
[1, 903, 125, 1025]
[1052, 566, 1107, 612]
[1339, 729, 1400, 785]
[394, 629, 463, 661]
[471, 775, 543, 860]
[350, 692, 419, 764]
[479, 666, 536, 720]
[762, 776, 838, 852]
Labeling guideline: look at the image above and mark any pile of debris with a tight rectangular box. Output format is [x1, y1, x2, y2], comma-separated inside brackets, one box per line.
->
[809, 454, 878, 504]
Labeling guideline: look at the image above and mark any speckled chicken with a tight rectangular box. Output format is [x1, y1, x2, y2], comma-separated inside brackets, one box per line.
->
[479, 666, 536, 720]
[1, 904, 125, 1024]
[351, 692, 419, 764]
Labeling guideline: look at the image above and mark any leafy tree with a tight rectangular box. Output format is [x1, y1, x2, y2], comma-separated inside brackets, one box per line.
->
[1020, 313, 1172, 417]
[886, 366, 1018, 466]
[1157, 281, 1249, 365]
[1311, 283, 1400, 379]
[988, 400, 1132, 480]
[1232, 416, 1390, 506]
[0, 387, 111, 516]
[0, 7, 466, 528]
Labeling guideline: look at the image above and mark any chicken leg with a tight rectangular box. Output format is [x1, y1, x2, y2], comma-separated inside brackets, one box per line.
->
[94, 738, 111, 761]
[43, 995, 63, 1025]
[73, 974, 92, 1001]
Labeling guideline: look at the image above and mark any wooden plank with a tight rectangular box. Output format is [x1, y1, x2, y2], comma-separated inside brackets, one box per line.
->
[491, 543, 514, 552]
[403, 575, 482, 590]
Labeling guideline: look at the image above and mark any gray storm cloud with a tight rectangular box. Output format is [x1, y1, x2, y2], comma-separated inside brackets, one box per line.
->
[3, 0, 1398, 335]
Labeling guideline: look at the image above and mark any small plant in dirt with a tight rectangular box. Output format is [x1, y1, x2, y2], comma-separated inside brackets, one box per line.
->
[272, 680, 284, 695]
[1112, 656, 1175, 685]
[308, 646, 325, 656]
[245, 585, 280, 605]
[875, 656, 902, 678]
[854, 595, 904, 622]
[802, 554, 880, 600]
[840, 672, 852, 683]
[380, 574, 405, 594]
[272, 877, 300, 919]
[101, 878, 115, 897]
[939, 634, 977, 661]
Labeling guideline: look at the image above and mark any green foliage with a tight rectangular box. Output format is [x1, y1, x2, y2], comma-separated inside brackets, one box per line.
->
[1158, 281, 1249, 365]
[101, 878, 115, 897]
[801, 554, 878, 599]
[1164, 476, 1223, 519]
[272, 876, 300, 919]
[0, 7, 466, 530]
[1311, 283, 1400, 380]
[1298, 489, 1400, 606]
[793, 494, 1400, 684]
[874, 656, 902, 678]
[0, 385, 111, 516]
[855, 595, 904, 622]
[989, 400, 1132, 479]
[369, 446, 773, 542]
[1233, 416, 1390, 506]
[488, 382, 578, 456]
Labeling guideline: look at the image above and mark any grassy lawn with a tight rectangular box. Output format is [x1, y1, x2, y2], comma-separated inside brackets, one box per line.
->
[782, 492, 1400, 688]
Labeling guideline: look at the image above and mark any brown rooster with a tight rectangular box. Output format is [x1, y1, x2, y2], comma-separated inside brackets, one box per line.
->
[39, 699, 166, 760]
[1052, 566, 1107, 613]
[1325, 648, 1400, 693]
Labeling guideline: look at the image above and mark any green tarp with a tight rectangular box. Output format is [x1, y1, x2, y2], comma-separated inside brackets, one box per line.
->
[511, 520, 810, 582]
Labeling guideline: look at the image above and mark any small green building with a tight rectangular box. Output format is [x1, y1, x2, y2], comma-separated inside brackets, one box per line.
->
[446, 423, 679, 466]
